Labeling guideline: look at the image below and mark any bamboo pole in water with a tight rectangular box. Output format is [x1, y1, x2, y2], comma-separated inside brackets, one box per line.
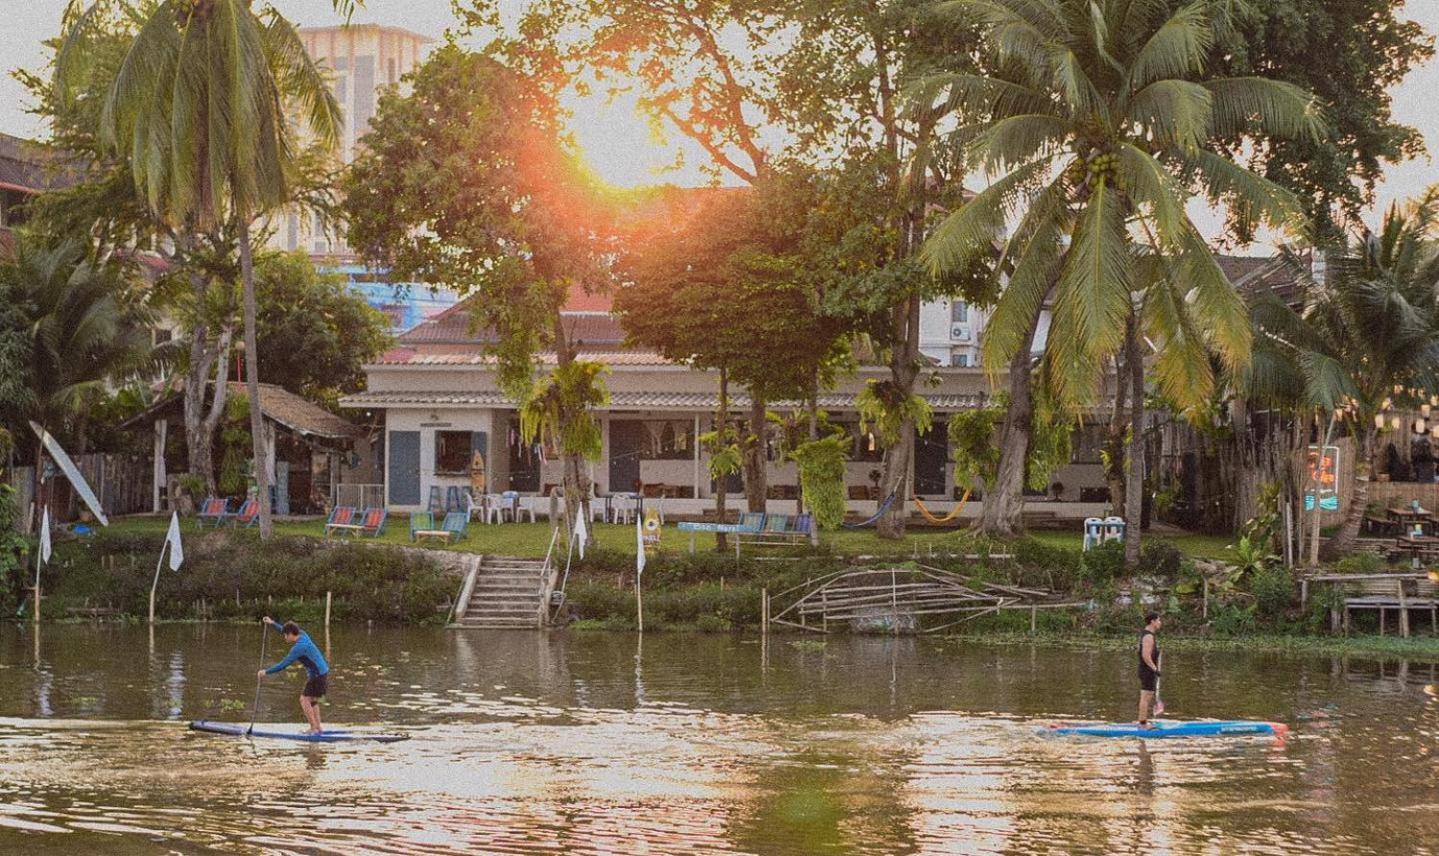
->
[325, 591, 332, 628]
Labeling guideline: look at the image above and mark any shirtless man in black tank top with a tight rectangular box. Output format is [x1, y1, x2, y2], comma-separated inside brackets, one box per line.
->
[1138, 612, 1162, 727]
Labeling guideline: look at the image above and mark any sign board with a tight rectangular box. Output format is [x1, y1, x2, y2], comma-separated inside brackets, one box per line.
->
[1304, 444, 1340, 512]
[642, 508, 662, 554]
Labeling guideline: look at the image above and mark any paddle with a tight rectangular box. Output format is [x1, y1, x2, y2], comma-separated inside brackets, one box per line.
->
[247, 620, 268, 737]
[1154, 676, 1165, 716]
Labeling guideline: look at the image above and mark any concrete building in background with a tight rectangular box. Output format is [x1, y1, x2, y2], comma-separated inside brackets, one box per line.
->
[271, 24, 460, 333]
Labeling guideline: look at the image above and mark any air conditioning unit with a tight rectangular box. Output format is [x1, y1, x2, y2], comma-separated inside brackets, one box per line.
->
[950, 325, 971, 341]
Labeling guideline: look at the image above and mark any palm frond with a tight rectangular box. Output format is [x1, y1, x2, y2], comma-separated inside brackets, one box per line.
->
[1204, 77, 1322, 141]
[1124, 2, 1212, 92]
[1049, 178, 1133, 402]
[1126, 79, 1211, 151]
[921, 156, 1056, 276]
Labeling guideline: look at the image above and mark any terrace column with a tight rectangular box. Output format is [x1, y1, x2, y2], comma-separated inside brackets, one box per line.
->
[693, 414, 702, 500]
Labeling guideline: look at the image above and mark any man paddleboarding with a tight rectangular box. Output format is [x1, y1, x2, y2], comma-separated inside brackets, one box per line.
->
[1138, 612, 1162, 728]
[258, 617, 329, 734]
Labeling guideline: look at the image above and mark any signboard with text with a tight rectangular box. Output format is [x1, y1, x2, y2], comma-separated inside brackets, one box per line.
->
[1304, 445, 1340, 512]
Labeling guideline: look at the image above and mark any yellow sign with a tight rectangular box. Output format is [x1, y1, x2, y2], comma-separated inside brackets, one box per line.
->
[642, 508, 662, 553]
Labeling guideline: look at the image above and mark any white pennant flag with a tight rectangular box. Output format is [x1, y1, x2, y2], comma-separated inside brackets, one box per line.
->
[165, 511, 184, 571]
[573, 507, 589, 559]
[635, 512, 646, 578]
[39, 507, 51, 565]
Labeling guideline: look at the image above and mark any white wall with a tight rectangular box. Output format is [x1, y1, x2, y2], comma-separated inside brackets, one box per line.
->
[383, 407, 499, 512]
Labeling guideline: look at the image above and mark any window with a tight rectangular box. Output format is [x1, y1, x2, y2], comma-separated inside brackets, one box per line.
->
[286, 213, 299, 250]
[950, 301, 969, 323]
[644, 420, 695, 460]
[1071, 423, 1105, 464]
[354, 55, 376, 134]
[435, 431, 473, 474]
[951, 353, 969, 368]
[153, 328, 173, 346]
[388, 57, 397, 85]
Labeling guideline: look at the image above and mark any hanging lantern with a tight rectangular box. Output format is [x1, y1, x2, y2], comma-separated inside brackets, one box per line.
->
[1383, 398, 1393, 411]
[867, 432, 877, 452]
[1424, 404, 1433, 418]
[1376, 414, 1387, 429]
[1417, 418, 1428, 434]
[1396, 384, 1404, 394]
[1393, 416, 1404, 430]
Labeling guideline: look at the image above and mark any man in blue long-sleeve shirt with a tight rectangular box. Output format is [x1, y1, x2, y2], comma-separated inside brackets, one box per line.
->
[258, 617, 330, 734]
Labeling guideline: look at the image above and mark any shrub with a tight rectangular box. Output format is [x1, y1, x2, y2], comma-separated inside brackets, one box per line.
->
[1080, 541, 1125, 584]
[1251, 562, 1296, 621]
[1139, 541, 1183, 579]
[1333, 552, 1384, 575]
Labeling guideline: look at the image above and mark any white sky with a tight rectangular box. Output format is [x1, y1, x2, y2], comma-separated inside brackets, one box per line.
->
[3, 0, 1439, 244]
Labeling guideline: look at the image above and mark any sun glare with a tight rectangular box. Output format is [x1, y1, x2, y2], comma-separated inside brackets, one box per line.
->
[564, 90, 689, 189]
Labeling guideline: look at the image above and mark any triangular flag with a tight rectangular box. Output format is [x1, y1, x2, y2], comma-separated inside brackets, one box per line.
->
[635, 512, 646, 578]
[165, 511, 184, 571]
[573, 507, 588, 559]
[38, 507, 51, 565]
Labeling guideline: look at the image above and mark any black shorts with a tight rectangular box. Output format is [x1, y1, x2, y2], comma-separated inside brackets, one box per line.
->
[303, 674, 328, 699]
[1139, 671, 1158, 692]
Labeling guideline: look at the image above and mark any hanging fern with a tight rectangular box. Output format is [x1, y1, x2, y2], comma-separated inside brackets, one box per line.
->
[790, 432, 850, 530]
[1027, 392, 1074, 492]
[700, 426, 743, 481]
[218, 394, 251, 496]
[947, 406, 1002, 490]
[856, 379, 932, 448]
[519, 360, 609, 461]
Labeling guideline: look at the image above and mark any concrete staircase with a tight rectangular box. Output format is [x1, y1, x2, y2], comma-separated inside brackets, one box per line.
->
[450, 555, 551, 629]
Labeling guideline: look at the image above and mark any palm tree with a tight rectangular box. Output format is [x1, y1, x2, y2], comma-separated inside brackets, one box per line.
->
[60, 0, 343, 537]
[0, 234, 156, 514]
[1250, 191, 1439, 562]
[918, 0, 1318, 565]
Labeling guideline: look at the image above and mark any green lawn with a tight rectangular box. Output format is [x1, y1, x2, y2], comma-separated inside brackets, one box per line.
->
[101, 514, 1238, 561]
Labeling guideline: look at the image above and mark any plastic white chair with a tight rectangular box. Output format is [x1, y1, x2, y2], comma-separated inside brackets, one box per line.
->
[610, 492, 637, 525]
[513, 494, 537, 523]
[479, 493, 505, 525]
[1102, 516, 1126, 543]
[1082, 517, 1104, 551]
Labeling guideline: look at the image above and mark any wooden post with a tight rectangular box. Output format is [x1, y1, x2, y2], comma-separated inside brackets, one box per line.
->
[148, 540, 168, 626]
[1030, 606, 1037, 635]
[761, 587, 769, 633]
[325, 591, 333, 628]
[1397, 579, 1409, 638]
[1202, 577, 1209, 620]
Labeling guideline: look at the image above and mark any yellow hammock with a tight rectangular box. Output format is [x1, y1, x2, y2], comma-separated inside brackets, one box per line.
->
[913, 490, 972, 526]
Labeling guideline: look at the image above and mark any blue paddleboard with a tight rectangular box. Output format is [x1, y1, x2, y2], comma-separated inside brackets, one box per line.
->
[1048, 719, 1287, 739]
[189, 720, 410, 743]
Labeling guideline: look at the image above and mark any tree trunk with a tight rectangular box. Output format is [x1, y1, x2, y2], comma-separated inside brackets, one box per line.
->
[239, 220, 273, 538]
[1123, 314, 1145, 570]
[744, 391, 767, 513]
[876, 294, 922, 540]
[978, 312, 1040, 537]
[1104, 352, 1129, 515]
[550, 312, 589, 532]
[183, 314, 233, 495]
[714, 368, 730, 552]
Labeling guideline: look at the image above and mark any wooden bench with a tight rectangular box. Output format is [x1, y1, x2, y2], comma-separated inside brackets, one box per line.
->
[413, 528, 453, 545]
[1336, 575, 1438, 637]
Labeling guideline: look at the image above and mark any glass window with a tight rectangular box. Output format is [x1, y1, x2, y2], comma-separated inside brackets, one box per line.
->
[837, 421, 885, 462]
[435, 431, 472, 474]
[950, 301, 969, 323]
[951, 353, 969, 368]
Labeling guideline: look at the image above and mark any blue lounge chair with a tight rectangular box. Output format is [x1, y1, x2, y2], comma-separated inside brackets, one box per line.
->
[441, 511, 469, 542]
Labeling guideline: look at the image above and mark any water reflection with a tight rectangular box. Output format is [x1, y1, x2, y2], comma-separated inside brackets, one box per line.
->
[0, 625, 1435, 854]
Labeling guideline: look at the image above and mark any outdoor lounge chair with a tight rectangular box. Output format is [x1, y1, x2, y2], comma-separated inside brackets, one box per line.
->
[736, 512, 765, 532]
[410, 511, 435, 541]
[427, 486, 445, 515]
[446, 486, 464, 513]
[196, 498, 230, 528]
[229, 498, 260, 528]
[324, 506, 358, 538]
[358, 507, 388, 538]
[441, 511, 470, 541]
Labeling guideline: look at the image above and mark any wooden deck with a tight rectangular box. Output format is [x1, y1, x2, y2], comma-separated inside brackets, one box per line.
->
[1303, 573, 1439, 637]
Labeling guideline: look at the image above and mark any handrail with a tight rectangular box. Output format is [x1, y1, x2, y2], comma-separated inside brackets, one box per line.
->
[538, 526, 562, 626]
[449, 554, 483, 625]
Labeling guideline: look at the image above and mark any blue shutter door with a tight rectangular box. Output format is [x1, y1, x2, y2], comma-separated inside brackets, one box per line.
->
[388, 431, 421, 506]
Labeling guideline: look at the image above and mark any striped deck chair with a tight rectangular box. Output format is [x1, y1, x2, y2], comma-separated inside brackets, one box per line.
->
[324, 506, 358, 538]
[197, 498, 230, 528]
[230, 498, 260, 528]
[359, 507, 388, 537]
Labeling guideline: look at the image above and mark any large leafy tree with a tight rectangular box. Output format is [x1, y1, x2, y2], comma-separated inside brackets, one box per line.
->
[0, 234, 156, 510]
[615, 178, 851, 534]
[920, 0, 1318, 565]
[1250, 191, 1439, 562]
[557, 0, 984, 537]
[1199, 0, 1433, 239]
[252, 252, 392, 407]
[345, 44, 612, 525]
[58, 0, 343, 537]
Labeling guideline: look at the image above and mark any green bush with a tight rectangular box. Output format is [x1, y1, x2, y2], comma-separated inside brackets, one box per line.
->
[1080, 541, 1125, 584]
[1333, 553, 1384, 574]
[40, 529, 453, 623]
[1139, 541, 1183, 579]
[1251, 562, 1296, 621]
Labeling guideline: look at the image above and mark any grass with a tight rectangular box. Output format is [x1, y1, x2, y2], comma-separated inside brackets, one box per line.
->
[100, 514, 1239, 561]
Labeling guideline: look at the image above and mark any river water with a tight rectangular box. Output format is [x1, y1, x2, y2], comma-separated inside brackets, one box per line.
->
[0, 625, 1434, 854]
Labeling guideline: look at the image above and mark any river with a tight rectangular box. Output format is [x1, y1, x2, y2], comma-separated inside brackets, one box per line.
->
[0, 625, 1435, 854]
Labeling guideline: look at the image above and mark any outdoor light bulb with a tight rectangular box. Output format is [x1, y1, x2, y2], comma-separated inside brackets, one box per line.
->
[1393, 416, 1404, 430]
[868, 433, 877, 452]
[1417, 419, 1427, 434]
[1377, 414, 1386, 429]
[1423, 404, 1432, 418]
[1430, 426, 1439, 439]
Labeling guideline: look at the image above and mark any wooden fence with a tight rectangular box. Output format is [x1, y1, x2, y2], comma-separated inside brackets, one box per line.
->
[8, 454, 152, 523]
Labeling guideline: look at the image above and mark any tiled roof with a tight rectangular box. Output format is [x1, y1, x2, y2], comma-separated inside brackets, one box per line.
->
[397, 307, 626, 346]
[0, 133, 82, 193]
[341, 390, 987, 411]
[374, 349, 671, 367]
